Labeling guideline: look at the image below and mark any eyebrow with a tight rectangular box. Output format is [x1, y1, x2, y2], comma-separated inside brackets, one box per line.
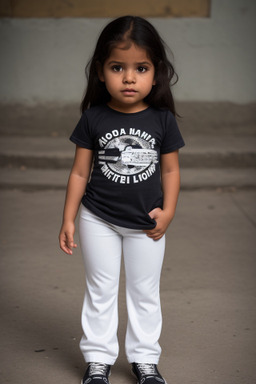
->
[107, 60, 153, 66]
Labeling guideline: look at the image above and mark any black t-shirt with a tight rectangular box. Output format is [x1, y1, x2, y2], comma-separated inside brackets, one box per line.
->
[70, 104, 185, 229]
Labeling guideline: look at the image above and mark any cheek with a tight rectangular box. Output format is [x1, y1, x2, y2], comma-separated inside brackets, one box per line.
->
[107, 75, 121, 88]
[143, 76, 155, 90]
[104, 78, 120, 96]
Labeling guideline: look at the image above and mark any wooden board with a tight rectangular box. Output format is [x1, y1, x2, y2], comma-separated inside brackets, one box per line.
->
[0, 0, 211, 18]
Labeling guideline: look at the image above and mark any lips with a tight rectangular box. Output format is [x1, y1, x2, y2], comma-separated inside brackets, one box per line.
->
[122, 89, 137, 94]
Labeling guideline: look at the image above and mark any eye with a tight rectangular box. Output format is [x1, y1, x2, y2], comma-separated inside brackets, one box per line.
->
[111, 65, 123, 72]
[137, 66, 148, 73]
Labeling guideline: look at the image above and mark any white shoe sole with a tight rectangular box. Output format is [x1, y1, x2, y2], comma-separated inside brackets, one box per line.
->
[81, 371, 111, 384]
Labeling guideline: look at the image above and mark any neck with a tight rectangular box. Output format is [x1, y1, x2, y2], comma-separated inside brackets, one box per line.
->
[107, 101, 149, 114]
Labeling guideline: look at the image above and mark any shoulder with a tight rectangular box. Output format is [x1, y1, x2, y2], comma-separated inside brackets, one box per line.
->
[149, 106, 175, 118]
[80, 105, 110, 128]
[158, 108, 176, 121]
[82, 104, 106, 118]
[149, 107, 177, 127]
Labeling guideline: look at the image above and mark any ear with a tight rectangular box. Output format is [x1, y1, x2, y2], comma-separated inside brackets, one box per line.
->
[96, 62, 105, 82]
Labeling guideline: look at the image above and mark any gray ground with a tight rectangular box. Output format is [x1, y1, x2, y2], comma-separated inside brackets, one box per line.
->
[0, 102, 256, 384]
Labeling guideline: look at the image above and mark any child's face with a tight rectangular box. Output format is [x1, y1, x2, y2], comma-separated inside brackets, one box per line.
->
[98, 43, 155, 113]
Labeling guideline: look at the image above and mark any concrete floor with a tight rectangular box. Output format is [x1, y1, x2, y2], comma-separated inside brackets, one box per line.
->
[0, 188, 255, 384]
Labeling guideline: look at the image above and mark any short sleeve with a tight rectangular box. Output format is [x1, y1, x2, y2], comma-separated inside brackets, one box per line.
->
[160, 112, 185, 154]
[69, 113, 94, 149]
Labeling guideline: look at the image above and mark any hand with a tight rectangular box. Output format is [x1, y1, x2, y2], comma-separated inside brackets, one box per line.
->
[59, 221, 77, 255]
[144, 208, 173, 241]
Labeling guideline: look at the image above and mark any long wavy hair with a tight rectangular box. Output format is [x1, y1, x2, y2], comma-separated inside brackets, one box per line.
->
[80, 16, 178, 116]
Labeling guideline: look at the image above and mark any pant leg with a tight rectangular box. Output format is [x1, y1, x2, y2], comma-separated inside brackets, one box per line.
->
[122, 229, 165, 364]
[79, 206, 122, 365]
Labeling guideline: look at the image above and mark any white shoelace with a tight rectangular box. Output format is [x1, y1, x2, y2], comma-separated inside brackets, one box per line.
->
[89, 362, 109, 376]
[137, 363, 156, 376]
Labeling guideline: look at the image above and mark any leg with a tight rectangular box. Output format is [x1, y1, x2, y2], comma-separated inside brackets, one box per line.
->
[122, 229, 165, 364]
[79, 207, 122, 365]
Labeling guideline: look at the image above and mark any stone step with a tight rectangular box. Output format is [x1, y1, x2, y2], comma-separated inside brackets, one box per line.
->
[0, 136, 256, 169]
[1, 168, 255, 191]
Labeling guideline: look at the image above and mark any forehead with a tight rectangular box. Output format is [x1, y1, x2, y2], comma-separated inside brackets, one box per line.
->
[106, 43, 152, 63]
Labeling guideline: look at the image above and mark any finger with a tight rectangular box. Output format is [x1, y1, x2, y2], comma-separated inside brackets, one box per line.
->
[146, 232, 160, 239]
[67, 238, 78, 252]
[59, 234, 75, 255]
[60, 242, 73, 255]
[148, 235, 161, 241]
[152, 232, 164, 240]
[144, 229, 155, 236]
[144, 223, 159, 234]
[147, 229, 164, 240]
[66, 233, 75, 248]
[148, 207, 161, 219]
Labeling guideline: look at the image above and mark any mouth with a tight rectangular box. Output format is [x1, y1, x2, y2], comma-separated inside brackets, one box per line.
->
[121, 89, 138, 95]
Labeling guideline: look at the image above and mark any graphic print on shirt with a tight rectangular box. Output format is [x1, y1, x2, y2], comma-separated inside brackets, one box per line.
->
[98, 127, 158, 184]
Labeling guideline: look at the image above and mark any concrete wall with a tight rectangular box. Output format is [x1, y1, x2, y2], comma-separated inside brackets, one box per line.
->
[0, 0, 255, 104]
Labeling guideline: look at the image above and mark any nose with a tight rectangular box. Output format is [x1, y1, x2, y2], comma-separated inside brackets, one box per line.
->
[123, 70, 135, 84]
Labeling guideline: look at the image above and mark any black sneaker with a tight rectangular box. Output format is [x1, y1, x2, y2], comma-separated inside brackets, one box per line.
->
[81, 362, 111, 384]
[132, 363, 167, 384]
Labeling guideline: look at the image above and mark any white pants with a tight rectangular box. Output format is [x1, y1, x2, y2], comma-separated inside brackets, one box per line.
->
[79, 206, 165, 365]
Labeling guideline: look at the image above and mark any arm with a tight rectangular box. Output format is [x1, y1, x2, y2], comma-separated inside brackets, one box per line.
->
[145, 150, 181, 241]
[59, 146, 93, 254]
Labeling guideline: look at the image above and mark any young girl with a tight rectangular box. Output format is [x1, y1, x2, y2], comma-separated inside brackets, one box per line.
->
[59, 15, 184, 384]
